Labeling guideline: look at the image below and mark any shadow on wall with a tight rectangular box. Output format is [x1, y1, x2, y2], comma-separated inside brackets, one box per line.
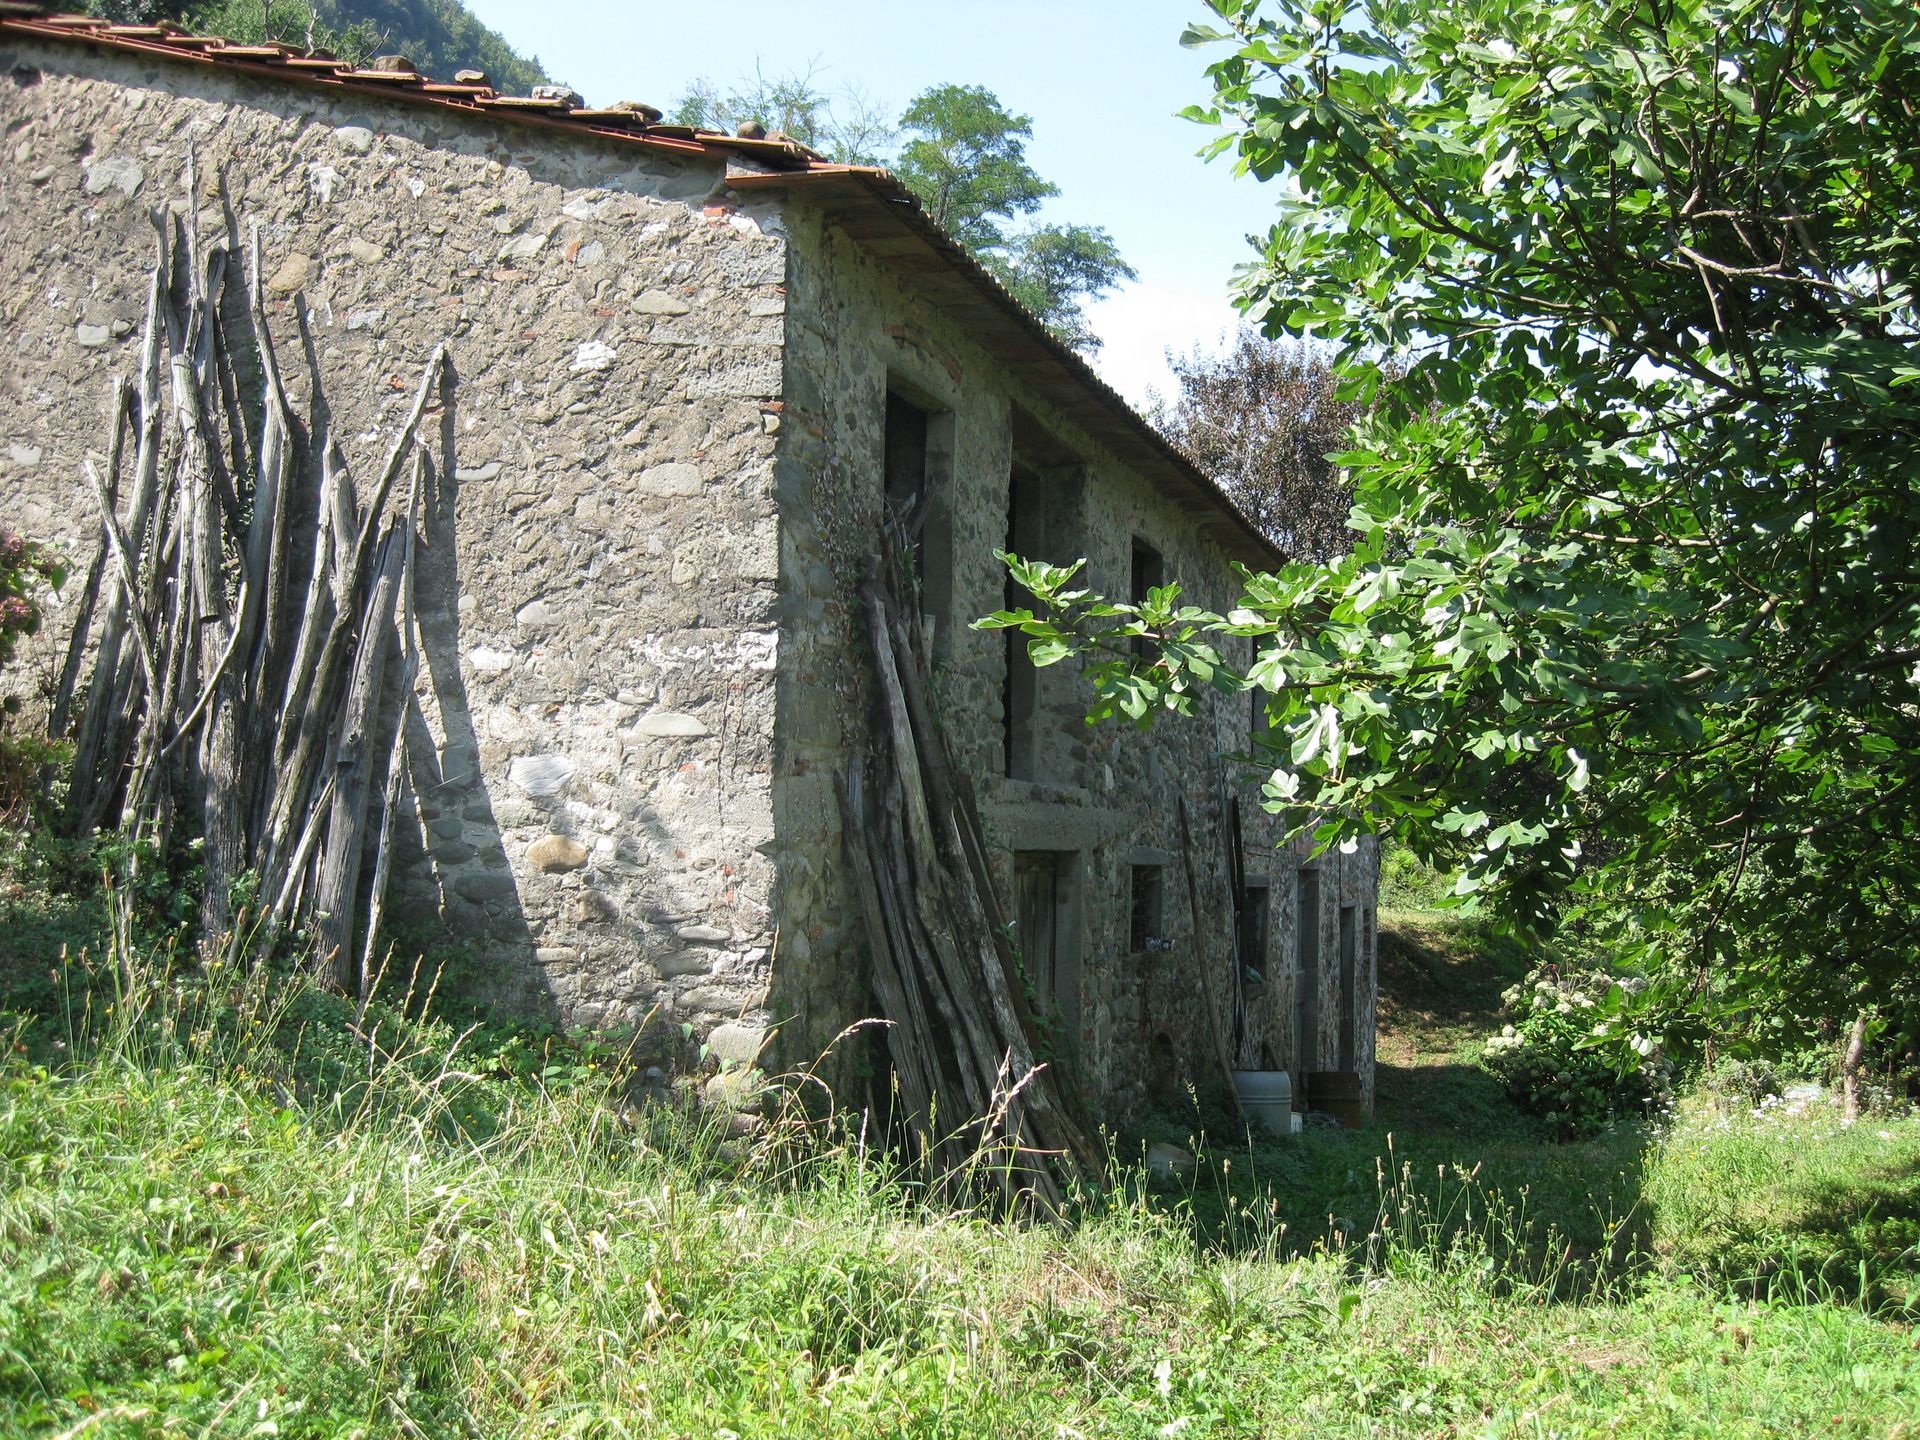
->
[369, 357, 555, 1028]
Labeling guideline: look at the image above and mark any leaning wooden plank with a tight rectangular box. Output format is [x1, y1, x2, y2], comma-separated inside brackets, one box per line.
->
[358, 456, 424, 989]
[1177, 795, 1245, 1115]
[257, 484, 336, 868]
[312, 523, 404, 992]
[50, 379, 132, 739]
[837, 767, 937, 1146]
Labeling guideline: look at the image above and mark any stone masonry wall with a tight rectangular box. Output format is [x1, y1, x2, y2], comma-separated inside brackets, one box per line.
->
[770, 200, 1378, 1121]
[0, 39, 788, 1061]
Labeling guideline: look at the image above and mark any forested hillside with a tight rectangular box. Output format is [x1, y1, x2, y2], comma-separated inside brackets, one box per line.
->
[76, 0, 550, 90]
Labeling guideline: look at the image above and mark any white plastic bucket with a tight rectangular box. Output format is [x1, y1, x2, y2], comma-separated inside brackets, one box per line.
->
[1232, 1070, 1294, 1138]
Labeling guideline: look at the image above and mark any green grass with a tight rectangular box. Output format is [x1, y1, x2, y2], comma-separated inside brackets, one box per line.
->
[1, 909, 1917, 1436]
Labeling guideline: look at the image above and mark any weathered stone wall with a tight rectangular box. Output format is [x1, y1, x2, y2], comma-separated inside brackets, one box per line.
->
[0, 32, 1377, 1110]
[0, 39, 788, 1059]
[771, 201, 1379, 1120]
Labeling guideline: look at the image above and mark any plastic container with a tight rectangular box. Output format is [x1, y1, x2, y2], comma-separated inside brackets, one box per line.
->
[1232, 1069, 1294, 1137]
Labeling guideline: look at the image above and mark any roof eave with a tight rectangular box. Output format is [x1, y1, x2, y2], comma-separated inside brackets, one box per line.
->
[730, 168, 1284, 573]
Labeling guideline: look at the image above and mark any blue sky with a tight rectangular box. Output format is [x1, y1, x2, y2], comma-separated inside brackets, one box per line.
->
[461, 0, 1282, 407]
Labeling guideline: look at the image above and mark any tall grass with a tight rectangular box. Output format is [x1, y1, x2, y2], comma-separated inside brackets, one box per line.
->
[3, 935, 1918, 1437]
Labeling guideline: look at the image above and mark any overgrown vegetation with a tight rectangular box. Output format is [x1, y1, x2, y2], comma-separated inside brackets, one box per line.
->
[3, 829, 1916, 1437]
[991, 0, 1920, 1095]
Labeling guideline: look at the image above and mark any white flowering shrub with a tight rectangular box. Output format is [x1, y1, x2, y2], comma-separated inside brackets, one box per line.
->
[1483, 963, 1671, 1137]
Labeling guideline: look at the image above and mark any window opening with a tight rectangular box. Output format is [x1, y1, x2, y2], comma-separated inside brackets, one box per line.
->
[1239, 879, 1270, 988]
[1295, 866, 1321, 1076]
[1338, 902, 1359, 1071]
[1130, 537, 1163, 661]
[1129, 863, 1165, 953]
[1005, 464, 1045, 780]
[1014, 851, 1082, 1052]
[882, 388, 952, 653]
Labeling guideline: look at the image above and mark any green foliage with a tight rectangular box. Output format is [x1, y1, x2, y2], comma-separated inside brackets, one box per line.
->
[71, 0, 548, 88]
[0, 528, 61, 680]
[179, 0, 381, 66]
[893, 83, 1056, 252]
[4, 994, 1919, 1436]
[895, 84, 1135, 354]
[980, 221, 1136, 355]
[1, 875, 1916, 1435]
[1483, 964, 1672, 1138]
[990, 0, 1920, 1062]
[1646, 1096, 1920, 1314]
[1378, 840, 1451, 910]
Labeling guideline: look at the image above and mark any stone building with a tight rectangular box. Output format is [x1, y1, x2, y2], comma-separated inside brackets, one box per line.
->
[0, 10, 1378, 1121]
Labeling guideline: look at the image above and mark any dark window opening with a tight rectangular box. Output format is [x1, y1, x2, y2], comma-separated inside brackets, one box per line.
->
[1014, 850, 1081, 1048]
[1295, 866, 1321, 1078]
[1129, 864, 1165, 953]
[1239, 879, 1270, 987]
[883, 388, 952, 653]
[1005, 464, 1045, 780]
[1130, 538, 1163, 660]
[1337, 902, 1359, 1071]
[884, 392, 926, 514]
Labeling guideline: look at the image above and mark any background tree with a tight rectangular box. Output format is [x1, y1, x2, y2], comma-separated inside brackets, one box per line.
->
[670, 75, 1134, 354]
[893, 83, 1133, 354]
[1152, 329, 1361, 561]
[670, 68, 895, 166]
[989, 0, 1920, 1068]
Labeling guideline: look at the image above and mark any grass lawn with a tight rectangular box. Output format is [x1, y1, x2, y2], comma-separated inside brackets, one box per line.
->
[1, 909, 1916, 1437]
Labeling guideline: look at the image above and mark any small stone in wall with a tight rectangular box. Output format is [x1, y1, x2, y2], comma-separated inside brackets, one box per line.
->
[528, 834, 590, 873]
[347, 237, 385, 265]
[631, 289, 691, 316]
[675, 923, 729, 943]
[656, 951, 715, 978]
[82, 155, 144, 197]
[266, 253, 313, 294]
[573, 890, 620, 924]
[570, 340, 618, 373]
[332, 125, 375, 154]
[509, 754, 576, 797]
[636, 462, 702, 497]
[75, 323, 112, 349]
[467, 646, 512, 674]
[453, 462, 502, 483]
[8, 445, 43, 467]
[704, 1022, 767, 1067]
[634, 710, 709, 738]
[499, 231, 548, 262]
[515, 598, 559, 628]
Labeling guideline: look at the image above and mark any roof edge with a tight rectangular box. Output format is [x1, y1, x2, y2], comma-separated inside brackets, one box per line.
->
[731, 169, 1284, 572]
